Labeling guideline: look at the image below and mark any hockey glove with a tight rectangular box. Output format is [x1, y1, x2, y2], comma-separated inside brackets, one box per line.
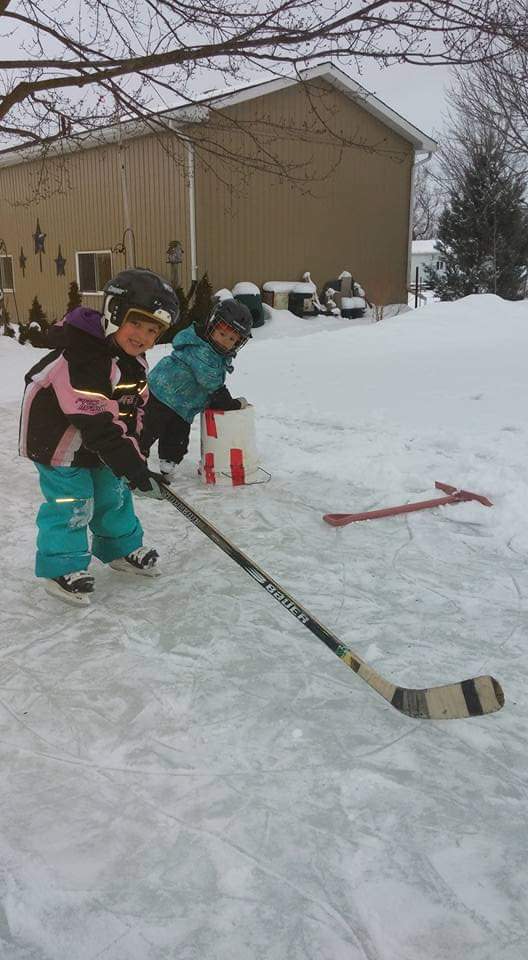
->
[128, 470, 166, 500]
[236, 397, 249, 409]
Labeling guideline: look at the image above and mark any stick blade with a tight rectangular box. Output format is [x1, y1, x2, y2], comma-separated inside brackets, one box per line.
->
[391, 676, 504, 720]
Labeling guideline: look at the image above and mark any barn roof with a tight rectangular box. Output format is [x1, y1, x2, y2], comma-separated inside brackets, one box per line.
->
[201, 63, 437, 152]
[0, 61, 437, 167]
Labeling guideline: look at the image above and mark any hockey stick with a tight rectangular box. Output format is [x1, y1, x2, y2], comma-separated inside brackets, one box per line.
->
[160, 485, 504, 720]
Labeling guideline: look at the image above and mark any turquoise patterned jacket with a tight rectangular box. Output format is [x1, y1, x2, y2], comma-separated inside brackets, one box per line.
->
[147, 324, 235, 423]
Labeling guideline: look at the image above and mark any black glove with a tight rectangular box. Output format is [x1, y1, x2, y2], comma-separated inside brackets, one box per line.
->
[128, 470, 166, 500]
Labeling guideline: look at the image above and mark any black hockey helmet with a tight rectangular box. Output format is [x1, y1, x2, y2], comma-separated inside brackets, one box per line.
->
[204, 298, 253, 356]
[102, 267, 180, 337]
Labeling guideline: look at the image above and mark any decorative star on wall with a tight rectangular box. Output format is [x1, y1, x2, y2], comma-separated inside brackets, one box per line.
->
[19, 247, 27, 277]
[55, 245, 66, 277]
[33, 219, 46, 254]
[33, 218, 46, 272]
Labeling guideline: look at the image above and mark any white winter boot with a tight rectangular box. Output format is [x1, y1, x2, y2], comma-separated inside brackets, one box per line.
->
[44, 570, 95, 606]
[109, 547, 161, 577]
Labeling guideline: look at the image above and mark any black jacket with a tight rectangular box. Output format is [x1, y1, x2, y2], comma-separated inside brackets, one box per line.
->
[19, 308, 150, 484]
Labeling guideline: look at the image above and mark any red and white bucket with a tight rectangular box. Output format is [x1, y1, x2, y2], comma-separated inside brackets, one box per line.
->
[199, 405, 267, 485]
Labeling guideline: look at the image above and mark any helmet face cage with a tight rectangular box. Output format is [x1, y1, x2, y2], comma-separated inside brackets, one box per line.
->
[102, 269, 179, 338]
[204, 301, 253, 357]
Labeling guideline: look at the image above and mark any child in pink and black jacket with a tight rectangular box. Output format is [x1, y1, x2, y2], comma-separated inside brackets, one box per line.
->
[19, 267, 179, 606]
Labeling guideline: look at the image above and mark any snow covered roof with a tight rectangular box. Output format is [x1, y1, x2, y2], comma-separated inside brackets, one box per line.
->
[412, 239, 439, 255]
[0, 62, 436, 168]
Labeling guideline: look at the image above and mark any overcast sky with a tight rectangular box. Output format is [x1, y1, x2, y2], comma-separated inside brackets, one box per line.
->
[352, 60, 452, 143]
[1, 0, 455, 151]
[0, 19, 453, 151]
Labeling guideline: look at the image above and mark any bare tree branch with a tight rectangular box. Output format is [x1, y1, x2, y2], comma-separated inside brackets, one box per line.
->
[413, 165, 443, 239]
[0, 0, 522, 151]
[447, 50, 528, 170]
[0, 0, 524, 207]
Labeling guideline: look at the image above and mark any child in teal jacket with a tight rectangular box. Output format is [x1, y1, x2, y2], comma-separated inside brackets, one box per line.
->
[142, 299, 253, 479]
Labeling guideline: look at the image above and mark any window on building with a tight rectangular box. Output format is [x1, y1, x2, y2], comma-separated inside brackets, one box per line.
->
[76, 251, 112, 294]
[436, 260, 445, 270]
[0, 255, 14, 291]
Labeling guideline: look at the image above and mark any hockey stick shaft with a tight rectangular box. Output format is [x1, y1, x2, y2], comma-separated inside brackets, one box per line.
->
[160, 485, 504, 720]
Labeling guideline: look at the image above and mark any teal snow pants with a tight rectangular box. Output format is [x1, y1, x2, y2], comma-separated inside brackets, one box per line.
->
[35, 464, 144, 579]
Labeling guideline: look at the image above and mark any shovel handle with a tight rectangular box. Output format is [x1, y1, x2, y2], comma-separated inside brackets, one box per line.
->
[324, 482, 493, 526]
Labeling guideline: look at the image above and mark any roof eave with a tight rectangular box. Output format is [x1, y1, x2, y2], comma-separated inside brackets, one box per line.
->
[300, 63, 437, 152]
[0, 61, 437, 168]
[183, 64, 437, 152]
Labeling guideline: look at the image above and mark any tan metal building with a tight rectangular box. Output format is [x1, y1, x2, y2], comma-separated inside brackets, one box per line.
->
[0, 63, 436, 325]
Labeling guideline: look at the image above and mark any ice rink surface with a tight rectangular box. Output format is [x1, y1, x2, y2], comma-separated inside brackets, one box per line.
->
[0, 295, 527, 959]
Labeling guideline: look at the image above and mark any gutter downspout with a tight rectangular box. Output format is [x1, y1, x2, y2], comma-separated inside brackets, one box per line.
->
[0, 239, 5, 326]
[119, 147, 135, 268]
[185, 140, 198, 283]
[116, 97, 135, 268]
[407, 150, 433, 289]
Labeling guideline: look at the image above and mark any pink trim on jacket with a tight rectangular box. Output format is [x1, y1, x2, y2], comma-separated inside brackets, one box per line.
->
[20, 354, 145, 466]
[50, 425, 82, 466]
[19, 355, 63, 458]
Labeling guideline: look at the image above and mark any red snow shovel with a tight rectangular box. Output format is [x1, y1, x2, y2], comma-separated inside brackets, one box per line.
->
[323, 481, 493, 527]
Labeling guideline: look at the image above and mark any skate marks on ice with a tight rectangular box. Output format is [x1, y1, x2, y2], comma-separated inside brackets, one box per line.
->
[0, 456, 386, 956]
[1, 406, 528, 957]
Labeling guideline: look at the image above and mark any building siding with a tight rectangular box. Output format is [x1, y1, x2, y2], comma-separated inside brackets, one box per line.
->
[191, 80, 413, 304]
[0, 77, 413, 323]
[0, 135, 189, 323]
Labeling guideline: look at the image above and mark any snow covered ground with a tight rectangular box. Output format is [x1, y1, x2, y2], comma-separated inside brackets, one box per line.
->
[1, 293, 527, 959]
[407, 288, 438, 309]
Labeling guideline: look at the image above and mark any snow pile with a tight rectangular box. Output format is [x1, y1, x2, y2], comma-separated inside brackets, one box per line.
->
[231, 281, 260, 296]
[262, 280, 298, 292]
[0, 333, 30, 393]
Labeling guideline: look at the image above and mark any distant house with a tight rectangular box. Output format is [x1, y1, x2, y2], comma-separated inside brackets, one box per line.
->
[411, 239, 446, 287]
[0, 63, 436, 323]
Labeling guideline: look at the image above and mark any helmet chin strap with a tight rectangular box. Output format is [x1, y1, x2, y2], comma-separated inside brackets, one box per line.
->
[101, 293, 124, 337]
[102, 307, 120, 338]
[103, 315, 120, 338]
